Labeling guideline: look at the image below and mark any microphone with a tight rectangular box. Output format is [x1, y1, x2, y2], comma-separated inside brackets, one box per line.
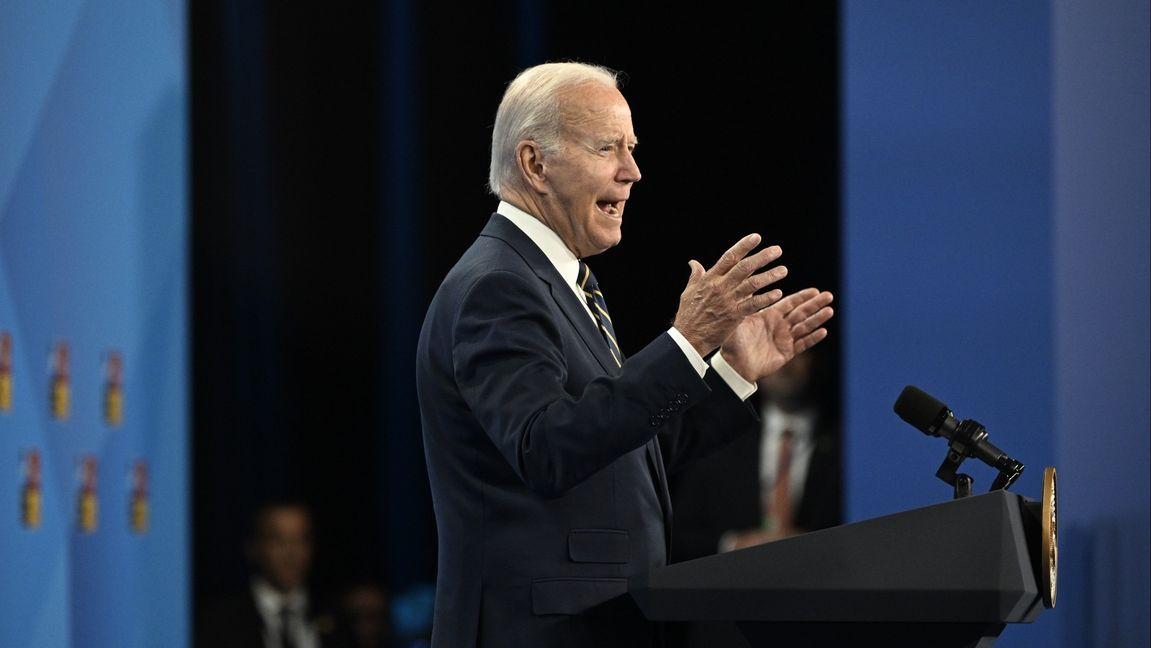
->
[894, 385, 1024, 490]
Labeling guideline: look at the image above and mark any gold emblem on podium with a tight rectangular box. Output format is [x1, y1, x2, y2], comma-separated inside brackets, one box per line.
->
[1041, 466, 1057, 608]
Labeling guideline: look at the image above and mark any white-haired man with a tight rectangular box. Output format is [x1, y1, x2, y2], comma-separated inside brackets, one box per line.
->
[416, 62, 834, 647]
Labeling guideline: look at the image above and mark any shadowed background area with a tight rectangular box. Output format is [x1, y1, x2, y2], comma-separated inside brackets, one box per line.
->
[190, 1, 841, 637]
[0, 0, 1144, 647]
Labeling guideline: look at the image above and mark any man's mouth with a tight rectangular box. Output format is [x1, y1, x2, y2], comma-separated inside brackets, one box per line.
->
[596, 200, 624, 216]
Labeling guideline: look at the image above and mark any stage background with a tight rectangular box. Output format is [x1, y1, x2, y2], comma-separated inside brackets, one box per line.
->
[0, 0, 188, 647]
[191, 5, 839, 645]
[844, 2, 1149, 647]
[1, 1, 1143, 647]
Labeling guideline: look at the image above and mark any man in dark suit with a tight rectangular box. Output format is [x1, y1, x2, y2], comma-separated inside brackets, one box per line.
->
[671, 349, 842, 562]
[667, 350, 842, 647]
[415, 62, 835, 648]
[197, 502, 331, 648]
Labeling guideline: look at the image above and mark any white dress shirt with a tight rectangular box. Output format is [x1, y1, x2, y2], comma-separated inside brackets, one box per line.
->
[251, 577, 319, 648]
[759, 402, 816, 508]
[496, 201, 756, 400]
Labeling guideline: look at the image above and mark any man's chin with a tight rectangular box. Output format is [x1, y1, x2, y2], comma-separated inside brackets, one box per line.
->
[590, 232, 623, 256]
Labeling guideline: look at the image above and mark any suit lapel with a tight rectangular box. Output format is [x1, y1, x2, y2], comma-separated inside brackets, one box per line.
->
[481, 213, 671, 544]
[480, 214, 622, 375]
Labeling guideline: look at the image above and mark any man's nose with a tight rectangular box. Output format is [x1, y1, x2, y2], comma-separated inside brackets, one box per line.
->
[618, 150, 641, 183]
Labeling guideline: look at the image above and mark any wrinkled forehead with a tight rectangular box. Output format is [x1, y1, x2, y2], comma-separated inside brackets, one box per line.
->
[559, 82, 636, 139]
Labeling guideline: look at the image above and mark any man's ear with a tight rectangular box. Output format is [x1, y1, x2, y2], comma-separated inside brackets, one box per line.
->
[516, 140, 549, 194]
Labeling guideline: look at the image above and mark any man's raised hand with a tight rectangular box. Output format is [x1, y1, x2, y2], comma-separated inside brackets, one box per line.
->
[719, 288, 835, 382]
[673, 234, 788, 357]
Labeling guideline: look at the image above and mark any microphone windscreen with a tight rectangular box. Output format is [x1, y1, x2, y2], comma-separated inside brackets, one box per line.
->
[894, 385, 948, 434]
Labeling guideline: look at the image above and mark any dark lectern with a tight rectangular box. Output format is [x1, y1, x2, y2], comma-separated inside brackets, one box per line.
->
[630, 490, 1054, 648]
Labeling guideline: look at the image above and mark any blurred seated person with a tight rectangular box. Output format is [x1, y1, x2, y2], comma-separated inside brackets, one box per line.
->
[198, 501, 331, 648]
[667, 349, 841, 647]
[670, 347, 841, 559]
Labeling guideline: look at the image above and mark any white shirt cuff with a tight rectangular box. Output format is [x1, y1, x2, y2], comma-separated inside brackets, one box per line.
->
[667, 327, 708, 377]
[666, 328, 757, 402]
[709, 351, 758, 401]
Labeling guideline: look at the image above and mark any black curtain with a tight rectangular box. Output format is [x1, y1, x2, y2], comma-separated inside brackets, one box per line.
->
[192, 0, 838, 635]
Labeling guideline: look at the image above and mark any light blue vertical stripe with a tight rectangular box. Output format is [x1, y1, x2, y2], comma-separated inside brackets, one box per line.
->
[1053, 1, 1151, 646]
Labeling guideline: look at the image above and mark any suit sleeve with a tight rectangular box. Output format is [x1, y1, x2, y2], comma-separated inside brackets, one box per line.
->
[658, 368, 759, 476]
[451, 269, 751, 498]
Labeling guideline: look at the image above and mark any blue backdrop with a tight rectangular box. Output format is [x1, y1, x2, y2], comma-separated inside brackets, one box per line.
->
[844, 2, 1148, 647]
[0, 1, 188, 646]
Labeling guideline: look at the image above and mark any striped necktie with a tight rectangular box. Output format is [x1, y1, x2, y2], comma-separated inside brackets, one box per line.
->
[577, 260, 622, 367]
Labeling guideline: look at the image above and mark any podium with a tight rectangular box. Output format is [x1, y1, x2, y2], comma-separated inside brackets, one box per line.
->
[630, 490, 1053, 647]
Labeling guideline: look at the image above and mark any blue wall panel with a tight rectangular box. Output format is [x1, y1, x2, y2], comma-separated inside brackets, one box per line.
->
[844, 2, 1148, 646]
[844, 2, 1055, 646]
[0, 1, 187, 646]
[843, 2, 1054, 516]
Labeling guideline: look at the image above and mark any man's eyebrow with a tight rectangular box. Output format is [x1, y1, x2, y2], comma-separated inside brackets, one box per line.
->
[595, 136, 639, 147]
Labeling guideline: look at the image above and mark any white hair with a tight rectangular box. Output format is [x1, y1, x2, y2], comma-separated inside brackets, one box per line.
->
[488, 62, 620, 197]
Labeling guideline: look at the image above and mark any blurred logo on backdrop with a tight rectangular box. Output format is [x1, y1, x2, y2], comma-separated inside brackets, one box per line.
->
[104, 350, 123, 427]
[1, 331, 12, 413]
[130, 459, 149, 533]
[22, 448, 42, 529]
[78, 455, 98, 533]
[49, 341, 70, 420]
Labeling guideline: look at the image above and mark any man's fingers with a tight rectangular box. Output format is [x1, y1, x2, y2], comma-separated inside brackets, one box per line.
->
[742, 264, 788, 295]
[791, 306, 835, 337]
[785, 290, 834, 324]
[686, 259, 705, 283]
[743, 288, 784, 314]
[729, 245, 783, 282]
[793, 327, 829, 355]
[770, 287, 820, 314]
[711, 233, 762, 274]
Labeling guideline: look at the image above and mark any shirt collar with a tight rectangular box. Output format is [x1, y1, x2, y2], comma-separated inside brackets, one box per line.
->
[763, 402, 815, 440]
[496, 200, 581, 289]
[251, 577, 308, 618]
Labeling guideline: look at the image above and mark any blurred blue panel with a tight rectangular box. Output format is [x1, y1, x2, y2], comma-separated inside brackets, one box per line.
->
[1052, 0, 1150, 646]
[0, 0, 187, 645]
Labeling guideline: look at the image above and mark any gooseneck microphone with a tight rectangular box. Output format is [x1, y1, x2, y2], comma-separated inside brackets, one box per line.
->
[894, 385, 1024, 492]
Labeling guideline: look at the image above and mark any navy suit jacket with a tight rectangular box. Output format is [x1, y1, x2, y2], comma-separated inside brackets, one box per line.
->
[416, 214, 757, 647]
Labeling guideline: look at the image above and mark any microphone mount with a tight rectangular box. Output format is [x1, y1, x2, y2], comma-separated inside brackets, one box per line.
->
[894, 385, 1025, 499]
[933, 417, 1024, 499]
